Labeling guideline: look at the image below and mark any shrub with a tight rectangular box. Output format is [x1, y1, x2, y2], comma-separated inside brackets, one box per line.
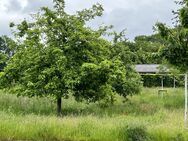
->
[171, 133, 185, 141]
[120, 125, 149, 141]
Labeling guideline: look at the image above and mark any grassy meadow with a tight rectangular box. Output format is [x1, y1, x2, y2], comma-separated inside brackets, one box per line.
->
[0, 88, 187, 141]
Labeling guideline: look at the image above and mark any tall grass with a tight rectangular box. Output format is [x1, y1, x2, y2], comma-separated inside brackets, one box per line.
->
[0, 88, 186, 141]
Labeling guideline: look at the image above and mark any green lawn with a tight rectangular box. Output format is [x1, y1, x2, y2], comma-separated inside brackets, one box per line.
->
[0, 88, 187, 141]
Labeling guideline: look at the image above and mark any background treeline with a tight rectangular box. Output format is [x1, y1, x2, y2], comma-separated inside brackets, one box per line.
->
[115, 34, 184, 87]
[142, 75, 184, 87]
[0, 33, 184, 88]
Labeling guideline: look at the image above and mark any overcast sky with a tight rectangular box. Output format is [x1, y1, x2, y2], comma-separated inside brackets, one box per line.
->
[0, 0, 178, 40]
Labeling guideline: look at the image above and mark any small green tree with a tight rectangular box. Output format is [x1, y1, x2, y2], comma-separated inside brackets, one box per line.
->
[1, 0, 141, 115]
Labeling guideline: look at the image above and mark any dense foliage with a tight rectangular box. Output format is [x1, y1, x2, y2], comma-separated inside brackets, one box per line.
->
[124, 34, 166, 64]
[156, 0, 188, 72]
[0, 0, 141, 115]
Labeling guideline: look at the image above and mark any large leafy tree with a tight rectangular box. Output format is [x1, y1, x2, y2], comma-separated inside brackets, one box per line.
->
[1, 0, 141, 115]
[155, 0, 188, 72]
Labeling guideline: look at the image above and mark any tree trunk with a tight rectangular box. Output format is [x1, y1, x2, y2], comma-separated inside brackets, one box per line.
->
[57, 97, 62, 116]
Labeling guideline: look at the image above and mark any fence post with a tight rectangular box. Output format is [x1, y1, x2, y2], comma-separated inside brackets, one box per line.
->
[185, 73, 188, 128]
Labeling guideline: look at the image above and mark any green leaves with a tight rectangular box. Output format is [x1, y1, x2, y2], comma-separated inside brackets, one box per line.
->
[155, 23, 169, 39]
[1, 0, 141, 110]
[53, 0, 65, 13]
[155, 0, 188, 72]
[77, 3, 104, 22]
[156, 26, 188, 71]
[74, 59, 141, 102]
[17, 20, 29, 37]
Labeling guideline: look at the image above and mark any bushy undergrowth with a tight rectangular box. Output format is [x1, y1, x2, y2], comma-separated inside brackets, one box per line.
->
[119, 124, 149, 141]
[0, 88, 186, 141]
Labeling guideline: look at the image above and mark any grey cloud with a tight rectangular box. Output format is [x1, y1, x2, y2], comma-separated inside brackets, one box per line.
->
[0, 22, 11, 36]
[6, 0, 22, 12]
[0, 23, 11, 36]
[0, 0, 178, 40]
[5, 0, 53, 13]
[0, 12, 25, 36]
[22, 0, 53, 13]
[89, 0, 177, 40]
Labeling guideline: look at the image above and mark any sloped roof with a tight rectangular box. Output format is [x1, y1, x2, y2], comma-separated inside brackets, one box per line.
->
[135, 64, 161, 73]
